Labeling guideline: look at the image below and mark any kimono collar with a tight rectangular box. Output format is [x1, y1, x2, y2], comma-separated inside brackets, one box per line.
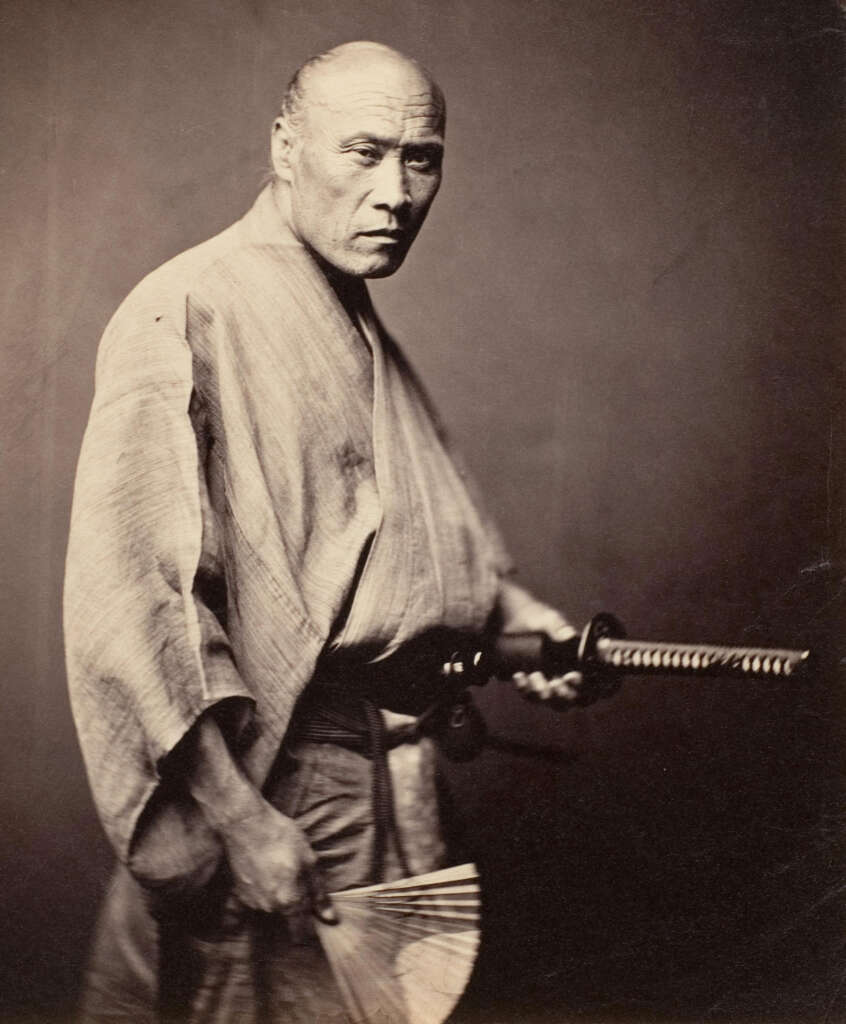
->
[237, 181, 373, 333]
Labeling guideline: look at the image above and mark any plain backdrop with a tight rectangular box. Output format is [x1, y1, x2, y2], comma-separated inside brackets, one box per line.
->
[1, 1, 843, 1020]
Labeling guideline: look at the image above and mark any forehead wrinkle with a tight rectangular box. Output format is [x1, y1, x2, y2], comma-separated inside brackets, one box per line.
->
[331, 84, 438, 102]
[330, 108, 443, 128]
[322, 89, 442, 116]
[324, 97, 441, 116]
[310, 98, 444, 141]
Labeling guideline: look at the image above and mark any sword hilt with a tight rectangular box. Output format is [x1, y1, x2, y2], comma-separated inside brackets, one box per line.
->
[440, 614, 813, 696]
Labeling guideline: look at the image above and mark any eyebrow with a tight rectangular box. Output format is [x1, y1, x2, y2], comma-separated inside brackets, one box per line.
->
[339, 134, 444, 150]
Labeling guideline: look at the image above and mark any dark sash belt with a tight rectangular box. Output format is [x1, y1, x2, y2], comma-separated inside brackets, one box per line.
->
[287, 636, 490, 883]
[288, 692, 420, 883]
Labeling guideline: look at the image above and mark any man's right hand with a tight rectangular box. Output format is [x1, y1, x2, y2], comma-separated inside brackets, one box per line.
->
[220, 800, 332, 919]
[182, 709, 338, 924]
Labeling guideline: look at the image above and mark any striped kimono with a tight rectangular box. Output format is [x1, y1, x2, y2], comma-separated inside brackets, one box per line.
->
[64, 184, 511, 1020]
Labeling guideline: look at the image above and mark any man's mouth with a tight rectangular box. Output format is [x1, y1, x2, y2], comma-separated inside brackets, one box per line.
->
[359, 228, 405, 241]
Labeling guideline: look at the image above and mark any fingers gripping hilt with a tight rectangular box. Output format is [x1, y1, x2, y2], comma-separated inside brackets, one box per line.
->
[439, 613, 626, 694]
[457, 613, 628, 686]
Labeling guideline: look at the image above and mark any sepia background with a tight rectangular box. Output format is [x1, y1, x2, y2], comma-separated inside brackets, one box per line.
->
[1, 0, 843, 1020]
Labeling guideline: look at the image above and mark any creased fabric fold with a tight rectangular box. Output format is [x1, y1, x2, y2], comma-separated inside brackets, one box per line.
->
[64, 184, 511, 892]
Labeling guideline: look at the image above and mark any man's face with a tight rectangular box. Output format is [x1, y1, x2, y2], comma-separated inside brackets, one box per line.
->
[275, 59, 444, 278]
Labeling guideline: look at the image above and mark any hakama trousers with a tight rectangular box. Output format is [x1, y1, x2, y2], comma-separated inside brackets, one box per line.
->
[80, 735, 445, 1023]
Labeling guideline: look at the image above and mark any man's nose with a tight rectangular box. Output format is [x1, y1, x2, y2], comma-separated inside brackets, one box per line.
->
[371, 155, 411, 215]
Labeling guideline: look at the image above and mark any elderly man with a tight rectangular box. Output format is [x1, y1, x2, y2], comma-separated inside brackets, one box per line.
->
[65, 41, 584, 1022]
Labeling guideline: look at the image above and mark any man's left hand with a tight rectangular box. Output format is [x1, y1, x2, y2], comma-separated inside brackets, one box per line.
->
[496, 579, 587, 709]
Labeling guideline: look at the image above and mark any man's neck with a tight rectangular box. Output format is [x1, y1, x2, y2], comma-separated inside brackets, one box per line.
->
[325, 269, 370, 325]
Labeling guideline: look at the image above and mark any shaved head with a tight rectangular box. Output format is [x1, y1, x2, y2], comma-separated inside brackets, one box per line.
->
[279, 41, 445, 136]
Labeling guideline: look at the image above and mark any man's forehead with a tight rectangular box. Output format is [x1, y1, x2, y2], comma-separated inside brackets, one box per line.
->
[302, 61, 444, 138]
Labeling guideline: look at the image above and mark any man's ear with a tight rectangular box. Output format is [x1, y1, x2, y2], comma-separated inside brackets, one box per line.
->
[271, 117, 297, 182]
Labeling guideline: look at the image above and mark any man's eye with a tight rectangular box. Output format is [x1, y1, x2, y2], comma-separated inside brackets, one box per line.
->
[405, 150, 440, 172]
[351, 147, 380, 164]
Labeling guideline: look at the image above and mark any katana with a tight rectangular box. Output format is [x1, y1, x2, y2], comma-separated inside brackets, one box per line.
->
[440, 613, 813, 696]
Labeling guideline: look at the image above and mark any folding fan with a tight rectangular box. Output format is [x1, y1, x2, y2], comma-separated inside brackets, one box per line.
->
[314, 862, 480, 1024]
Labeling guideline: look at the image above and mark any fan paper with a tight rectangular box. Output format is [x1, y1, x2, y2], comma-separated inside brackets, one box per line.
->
[315, 862, 480, 1024]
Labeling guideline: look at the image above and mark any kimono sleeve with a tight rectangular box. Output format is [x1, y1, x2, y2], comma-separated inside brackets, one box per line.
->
[63, 301, 255, 888]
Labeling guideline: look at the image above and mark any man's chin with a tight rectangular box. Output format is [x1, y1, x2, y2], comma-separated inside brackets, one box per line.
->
[349, 246, 410, 278]
[319, 244, 409, 279]
[362, 259, 405, 279]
